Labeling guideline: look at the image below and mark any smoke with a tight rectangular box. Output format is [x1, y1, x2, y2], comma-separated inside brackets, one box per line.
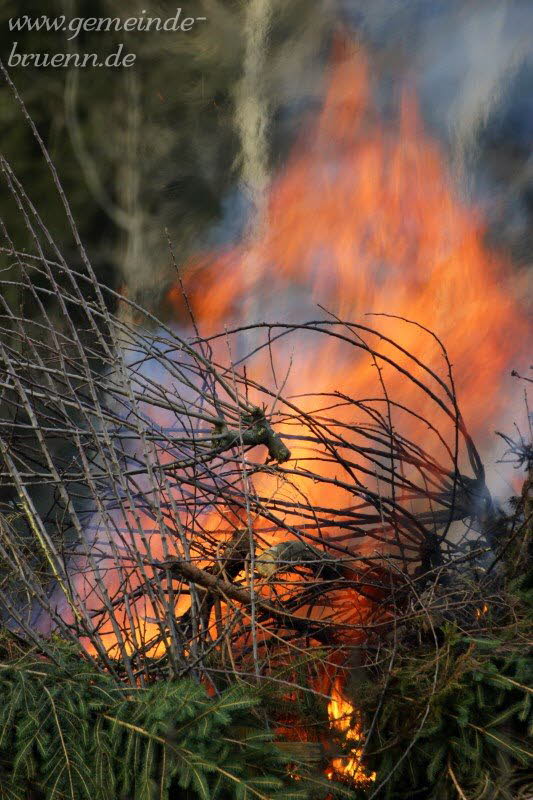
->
[338, 0, 533, 254]
[234, 0, 272, 203]
[339, 0, 532, 142]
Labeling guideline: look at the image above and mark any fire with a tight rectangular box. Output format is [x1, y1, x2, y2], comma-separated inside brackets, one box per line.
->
[78, 41, 528, 699]
[173, 43, 528, 452]
[168, 43, 528, 770]
[475, 602, 490, 619]
[326, 678, 376, 785]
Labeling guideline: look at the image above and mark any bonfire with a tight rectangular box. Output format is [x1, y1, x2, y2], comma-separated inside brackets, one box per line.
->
[0, 35, 531, 800]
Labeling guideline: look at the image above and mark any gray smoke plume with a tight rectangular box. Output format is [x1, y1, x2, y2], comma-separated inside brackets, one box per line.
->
[339, 0, 533, 261]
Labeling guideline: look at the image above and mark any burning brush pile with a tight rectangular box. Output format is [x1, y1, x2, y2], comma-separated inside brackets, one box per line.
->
[0, 46, 531, 800]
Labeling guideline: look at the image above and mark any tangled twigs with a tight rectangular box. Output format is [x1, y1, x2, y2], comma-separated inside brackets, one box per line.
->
[0, 259, 497, 681]
[0, 105, 500, 682]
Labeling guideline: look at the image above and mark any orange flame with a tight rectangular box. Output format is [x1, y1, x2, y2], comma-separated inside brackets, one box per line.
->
[326, 678, 376, 785]
[174, 45, 528, 449]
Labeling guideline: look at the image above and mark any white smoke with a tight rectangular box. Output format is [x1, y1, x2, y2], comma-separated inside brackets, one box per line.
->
[340, 0, 533, 193]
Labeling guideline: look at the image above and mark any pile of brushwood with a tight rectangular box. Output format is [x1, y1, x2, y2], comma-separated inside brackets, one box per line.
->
[0, 44, 531, 800]
[0, 473, 530, 800]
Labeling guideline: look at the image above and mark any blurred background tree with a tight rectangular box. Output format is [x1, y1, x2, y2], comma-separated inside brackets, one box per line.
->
[0, 0, 334, 311]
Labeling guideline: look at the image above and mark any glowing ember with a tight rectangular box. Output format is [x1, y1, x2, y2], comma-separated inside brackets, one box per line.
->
[326, 679, 376, 785]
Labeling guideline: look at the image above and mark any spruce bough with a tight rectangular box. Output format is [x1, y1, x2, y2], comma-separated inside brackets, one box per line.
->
[0, 643, 311, 800]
